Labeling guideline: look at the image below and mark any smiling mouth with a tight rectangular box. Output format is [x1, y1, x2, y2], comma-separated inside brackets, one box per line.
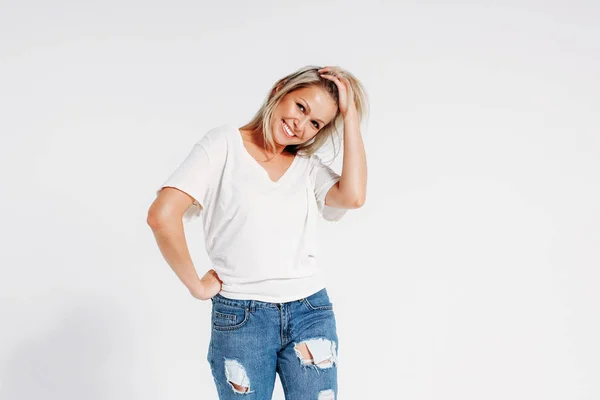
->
[282, 120, 296, 138]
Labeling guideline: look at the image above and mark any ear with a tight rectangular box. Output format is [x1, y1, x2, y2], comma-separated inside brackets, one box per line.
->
[273, 80, 287, 95]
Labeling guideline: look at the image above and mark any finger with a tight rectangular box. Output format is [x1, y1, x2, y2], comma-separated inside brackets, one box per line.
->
[320, 73, 347, 90]
[320, 73, 342, 83]
[319, 68, 340, 77]
[321, 69, 342, 78]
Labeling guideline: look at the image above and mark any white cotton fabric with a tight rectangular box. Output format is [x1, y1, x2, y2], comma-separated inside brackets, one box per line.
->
[156, 124, 347, 302]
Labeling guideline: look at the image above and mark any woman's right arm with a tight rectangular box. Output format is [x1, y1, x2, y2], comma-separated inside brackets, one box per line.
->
[147, 187, 221, 300]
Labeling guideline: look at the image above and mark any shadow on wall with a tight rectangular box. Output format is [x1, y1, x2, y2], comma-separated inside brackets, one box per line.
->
[0, 297, 145, 400]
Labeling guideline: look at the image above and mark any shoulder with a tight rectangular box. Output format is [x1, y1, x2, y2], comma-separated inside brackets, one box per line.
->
[197, 124, 236, 146]
[302, 152, 320, 167]
[306, 152, 332, 172]
[192, 124, 238, 157]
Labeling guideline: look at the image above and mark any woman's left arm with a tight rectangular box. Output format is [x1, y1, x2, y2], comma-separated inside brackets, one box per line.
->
[319, 67, 367, 209]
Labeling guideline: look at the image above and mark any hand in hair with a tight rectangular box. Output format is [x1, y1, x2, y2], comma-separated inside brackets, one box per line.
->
[318, 66, 357, 118]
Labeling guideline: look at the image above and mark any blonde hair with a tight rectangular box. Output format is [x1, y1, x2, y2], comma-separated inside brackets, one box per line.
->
[240, 65, 368, 161]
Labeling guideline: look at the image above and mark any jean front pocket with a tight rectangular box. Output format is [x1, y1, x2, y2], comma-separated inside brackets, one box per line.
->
[212, 302, 249, 331]
[302, 288, 333, 311]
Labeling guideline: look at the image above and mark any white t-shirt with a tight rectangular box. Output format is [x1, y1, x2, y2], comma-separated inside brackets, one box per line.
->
[156, 124, 347, 303]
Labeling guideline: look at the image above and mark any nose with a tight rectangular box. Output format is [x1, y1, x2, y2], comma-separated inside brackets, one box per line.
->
[293, 117, 309, 134]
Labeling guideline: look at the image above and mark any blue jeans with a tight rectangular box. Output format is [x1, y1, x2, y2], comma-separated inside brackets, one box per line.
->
[207, 288, 339, 400]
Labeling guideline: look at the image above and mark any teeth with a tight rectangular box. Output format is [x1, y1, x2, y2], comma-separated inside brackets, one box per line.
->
[282, 121, 295, 137]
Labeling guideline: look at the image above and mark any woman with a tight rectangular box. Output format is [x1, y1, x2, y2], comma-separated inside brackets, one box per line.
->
[148, 65, 368, 399]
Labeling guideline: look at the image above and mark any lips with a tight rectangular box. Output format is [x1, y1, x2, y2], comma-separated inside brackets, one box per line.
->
[282, 120, 295, 137]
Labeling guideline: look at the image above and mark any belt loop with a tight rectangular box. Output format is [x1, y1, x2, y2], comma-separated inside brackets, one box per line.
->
[249, 300, 255, 312]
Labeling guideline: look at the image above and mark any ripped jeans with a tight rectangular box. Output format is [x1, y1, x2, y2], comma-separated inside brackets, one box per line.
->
[207, 288, 339, 400]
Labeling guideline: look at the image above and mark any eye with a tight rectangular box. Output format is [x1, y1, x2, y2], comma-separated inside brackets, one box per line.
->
[296, 103, 319, 129]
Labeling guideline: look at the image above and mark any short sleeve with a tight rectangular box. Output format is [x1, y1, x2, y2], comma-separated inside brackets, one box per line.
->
[156, 126, 227, 223]
[310, 154, 348, 222]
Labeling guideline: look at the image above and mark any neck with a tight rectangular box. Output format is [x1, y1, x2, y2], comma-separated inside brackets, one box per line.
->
[246, 128, 288, 157]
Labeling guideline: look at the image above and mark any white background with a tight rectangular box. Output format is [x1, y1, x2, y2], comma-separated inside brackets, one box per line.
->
[1, 1, 599, 399]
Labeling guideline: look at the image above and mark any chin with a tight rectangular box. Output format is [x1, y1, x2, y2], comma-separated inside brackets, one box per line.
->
[271, 122, 292, 144]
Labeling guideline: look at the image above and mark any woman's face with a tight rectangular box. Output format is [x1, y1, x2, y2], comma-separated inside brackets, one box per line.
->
[270, 85, 338, 146]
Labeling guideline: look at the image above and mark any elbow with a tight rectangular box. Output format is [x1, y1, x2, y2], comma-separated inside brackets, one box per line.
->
[147, 203, 188, 229]
[147, 212, 179, 231]
[147, 201, 164, 228]
[147, 211, 162, 229]
[147, 206, 173, 229]
[352, 194, 366, 208]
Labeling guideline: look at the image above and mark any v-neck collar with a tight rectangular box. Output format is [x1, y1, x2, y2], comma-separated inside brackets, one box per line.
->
[235, 127, 299, 185]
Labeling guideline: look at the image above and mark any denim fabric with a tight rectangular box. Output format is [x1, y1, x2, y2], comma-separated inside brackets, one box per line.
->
[207, 288, 339, 400]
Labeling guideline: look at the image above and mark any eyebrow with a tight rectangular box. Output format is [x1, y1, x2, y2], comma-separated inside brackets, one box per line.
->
[298, 97, 325, 126]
